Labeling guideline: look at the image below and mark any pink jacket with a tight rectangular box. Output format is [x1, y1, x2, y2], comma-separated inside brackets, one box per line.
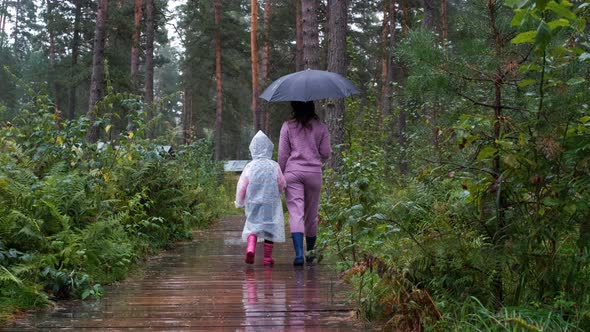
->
[278, 119, 331, 173]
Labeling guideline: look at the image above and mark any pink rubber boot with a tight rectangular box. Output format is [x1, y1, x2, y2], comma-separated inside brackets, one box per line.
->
[263, 242, 274, 266]
[245, 234, 257, 264]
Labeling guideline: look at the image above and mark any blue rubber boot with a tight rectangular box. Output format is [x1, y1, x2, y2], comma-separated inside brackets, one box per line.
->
[305, 236, 317, 264]
[291, 233, 304, 266]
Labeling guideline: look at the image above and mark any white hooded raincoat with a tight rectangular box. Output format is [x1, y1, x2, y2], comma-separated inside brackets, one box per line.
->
[235, 131, 286, 242]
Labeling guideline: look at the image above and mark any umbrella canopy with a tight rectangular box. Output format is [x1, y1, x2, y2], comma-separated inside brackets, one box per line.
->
[259, 69, 361, 102]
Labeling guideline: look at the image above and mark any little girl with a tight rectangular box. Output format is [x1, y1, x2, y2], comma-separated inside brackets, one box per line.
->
[235, 131, 286, 265]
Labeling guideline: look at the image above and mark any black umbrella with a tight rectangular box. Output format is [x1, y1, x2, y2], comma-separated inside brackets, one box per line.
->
[259, 69, 361, 102]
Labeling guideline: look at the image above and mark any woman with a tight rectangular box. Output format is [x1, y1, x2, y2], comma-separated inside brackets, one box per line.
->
[278, 101, 331, 265]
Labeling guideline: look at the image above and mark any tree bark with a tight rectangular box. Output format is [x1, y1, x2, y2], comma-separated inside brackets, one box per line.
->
[262, 0, 272, 132]
[399, 0, 409, 175]
[68, 0, 82, 120]
[144, 0, 155, 138]
[302, 0, 319, 70]
[386, 0, 396, 112]
[422, 0, 438, 32]
[378, 1, 389, 127]
[251, 0, 261, 131]
[488, 0, 506, 306]
[47, 0, 62, 126]
[131, 0, 143, 92]
[86, 0, 109, 143]
[295, 0, 304, 71]
[0, 0, 7, 36]
[214, 0, 223, 160]
[182, 86, 194, 144]
[442, 0, 448, 44]
[326, 0, 347, 170]
[12, 0, 20, 55]
[402, 0, 408, 36]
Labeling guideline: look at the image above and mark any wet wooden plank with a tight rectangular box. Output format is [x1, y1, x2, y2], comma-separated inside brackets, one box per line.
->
[2, 216, 361, 331]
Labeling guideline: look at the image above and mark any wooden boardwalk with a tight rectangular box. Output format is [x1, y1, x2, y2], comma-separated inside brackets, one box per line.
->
[3, 216, 360, 331]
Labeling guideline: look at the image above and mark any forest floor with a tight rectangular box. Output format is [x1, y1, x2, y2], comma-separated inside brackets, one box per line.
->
[1, 215, 362, 331]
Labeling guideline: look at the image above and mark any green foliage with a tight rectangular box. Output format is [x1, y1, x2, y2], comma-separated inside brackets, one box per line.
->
[320, 0, 590, 330]
[0, 87, 227, 322]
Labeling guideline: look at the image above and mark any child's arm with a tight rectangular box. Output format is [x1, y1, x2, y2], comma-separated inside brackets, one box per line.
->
[235, 168, 250, 208]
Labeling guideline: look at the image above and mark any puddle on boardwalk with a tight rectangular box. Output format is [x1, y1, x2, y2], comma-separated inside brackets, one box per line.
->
[2, 216, 360, 331]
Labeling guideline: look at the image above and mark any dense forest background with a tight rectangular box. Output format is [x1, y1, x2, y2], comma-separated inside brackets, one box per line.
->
[1, 0, 590, 330]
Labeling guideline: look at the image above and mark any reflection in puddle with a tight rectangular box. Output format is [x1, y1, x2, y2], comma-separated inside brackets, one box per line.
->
[241, 266, 286, 330]
[240, 266, 322, 330]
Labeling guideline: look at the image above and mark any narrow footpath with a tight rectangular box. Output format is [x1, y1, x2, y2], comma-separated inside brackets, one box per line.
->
[3, 216, 360, 331]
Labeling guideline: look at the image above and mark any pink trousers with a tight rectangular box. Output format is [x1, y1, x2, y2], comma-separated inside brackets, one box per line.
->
[285, 171, 322, 236]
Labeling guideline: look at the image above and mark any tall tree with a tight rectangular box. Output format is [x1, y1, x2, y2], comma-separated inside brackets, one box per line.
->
[68, 0, 83, 120]
[12, 0, 20, 51]
[326, 0, 348, 169]
[86, 0, 109, 143]
[422, 0, 438, 31]
[0, 0, 7, 37]
[441, 0, 448, 43]
[144, 0, 155, 138]
[378, 1, 389, 125]
[398, 0, 409, 175]
[262, 0, 271, 132]
[46, 0, 62, 124]
[251, 0, 260, 131]
[295, 0, 303, 71]
[130, 0, 143, 91]
[302, 0, 319, 70]
[214, 0, 223, 160]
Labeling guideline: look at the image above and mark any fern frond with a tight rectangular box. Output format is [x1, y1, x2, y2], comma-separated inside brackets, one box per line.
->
[0, 266, 23, 285]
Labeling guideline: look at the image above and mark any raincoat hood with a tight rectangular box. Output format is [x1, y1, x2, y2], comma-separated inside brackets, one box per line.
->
[249, 131, 274, 160]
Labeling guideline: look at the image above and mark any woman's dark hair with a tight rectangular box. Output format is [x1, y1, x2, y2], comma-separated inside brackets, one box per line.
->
[290, 101, 318, 128]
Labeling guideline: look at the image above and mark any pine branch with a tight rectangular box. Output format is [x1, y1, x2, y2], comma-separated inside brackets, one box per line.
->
[456, 90, 528, 111]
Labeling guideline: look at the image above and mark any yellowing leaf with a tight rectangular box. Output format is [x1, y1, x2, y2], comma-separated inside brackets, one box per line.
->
[546, 1, 576, 20]
[105, 124, 112, 134]
[512, 30, 536, 44]
[56, 136, 64, 145]
[477, 146, 497, 161]
[547, 18, 570, 30]
[518, 78, 537, 88]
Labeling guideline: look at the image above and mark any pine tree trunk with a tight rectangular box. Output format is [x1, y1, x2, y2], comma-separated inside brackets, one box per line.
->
[131, 0, 143, 92]
[488, 0, 506, 306]
[386, 0, 396, 110]
[302, 0, 319, 70]
[214, 0, 223, 160]
[326, 0, 347, 170]
[442, 0, 448, 44]
[86, 0, 109, 143]
[399, 0, 409, 175]
[250, 0, 260, 131]
[144, 0, 155, 138]
[182, 86, 193, 144]
[398, 105, 408, 175]
[68, 0, 82, 120]
[378, 1, 389, 128]
[422, 0, 438, 31]
[12, 0, 20, 54]
[295, 0, 304, 71]
[402, 0, 408, 35]
[47, 0, 62, 126]
[262, 0, 272, 133]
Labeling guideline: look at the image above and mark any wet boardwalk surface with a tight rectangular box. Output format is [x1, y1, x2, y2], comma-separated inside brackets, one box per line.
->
[3, 216, 360, 331]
